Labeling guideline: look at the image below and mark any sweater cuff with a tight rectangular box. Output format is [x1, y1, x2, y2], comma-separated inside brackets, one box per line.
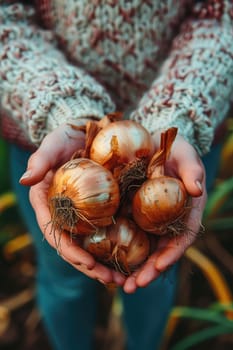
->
[25, 83, 115, 145]
[130, 100, 215, 156]
[47, 95, 108, 131]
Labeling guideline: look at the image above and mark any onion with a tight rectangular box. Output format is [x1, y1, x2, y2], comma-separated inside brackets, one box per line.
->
[132, 176, 187, 235]
[89, 117, 155, 195]
[83, 217, 150, 275]
[90, 119, 154, 168]
[48, 158, 120, 235]
[132, 128, 188, 235]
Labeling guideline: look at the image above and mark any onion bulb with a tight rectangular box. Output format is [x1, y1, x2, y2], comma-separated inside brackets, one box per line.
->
[48, 158, 120, 235]
[90, 119, 154, 168]
[132, 128, 188, 235]
[89, 118, 155, 194]
[83, 217, 150, 275]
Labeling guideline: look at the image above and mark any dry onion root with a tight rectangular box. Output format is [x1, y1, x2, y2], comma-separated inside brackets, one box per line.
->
[132, 127, 189, 236]
[48, 158, 120, 238]
[83, 216, 150, 275]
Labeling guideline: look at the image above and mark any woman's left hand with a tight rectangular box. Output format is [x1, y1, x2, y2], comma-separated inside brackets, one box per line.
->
[20, 122, 126, 286]
[123, 132, 207, 293]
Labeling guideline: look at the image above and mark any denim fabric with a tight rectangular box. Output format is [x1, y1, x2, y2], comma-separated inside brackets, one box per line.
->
[9, 143, 221, 350]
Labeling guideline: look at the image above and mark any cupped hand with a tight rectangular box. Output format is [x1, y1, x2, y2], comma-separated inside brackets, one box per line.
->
[123, 132, 207, 293]
[20, 122, 126, 286]
[20, 122, 87, 185]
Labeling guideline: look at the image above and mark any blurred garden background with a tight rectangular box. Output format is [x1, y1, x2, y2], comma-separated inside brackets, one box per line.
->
[0, 116, 233, 350]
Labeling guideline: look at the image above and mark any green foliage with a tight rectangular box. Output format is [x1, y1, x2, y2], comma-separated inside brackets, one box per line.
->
[170, 304, 233, 350]
[204, 177, 233, 219]
[203, 177, 233, 232]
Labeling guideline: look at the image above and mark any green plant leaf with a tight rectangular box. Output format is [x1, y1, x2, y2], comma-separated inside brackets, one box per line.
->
[171, 306, 233, 327]
[210, 302, 233, 313]
[171, 324, 233, 350]
[204, 177, 233, 220]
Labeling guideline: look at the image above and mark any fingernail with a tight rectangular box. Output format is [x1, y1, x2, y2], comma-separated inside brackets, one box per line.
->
[97, 279, 106, 285]
[19, 170, 32, 182]
[195, 180, 203, 192]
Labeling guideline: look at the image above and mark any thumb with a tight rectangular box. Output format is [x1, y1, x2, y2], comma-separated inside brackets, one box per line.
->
[171, 138, 205, 197]
[177, 155, 205, 197]
[19, 123, 86, 186]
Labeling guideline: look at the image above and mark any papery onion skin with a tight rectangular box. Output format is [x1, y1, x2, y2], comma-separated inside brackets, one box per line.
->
[83, 217, 150, 275]
[48, 158, 120, 234]
[132, 176, 188, 235]
[89, 120, 155, 169]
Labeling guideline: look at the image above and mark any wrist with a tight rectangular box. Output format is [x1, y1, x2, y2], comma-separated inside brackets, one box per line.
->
[46, 95, 107, 132]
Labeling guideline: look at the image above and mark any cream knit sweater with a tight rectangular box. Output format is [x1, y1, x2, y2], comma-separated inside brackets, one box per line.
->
[0, 0, 233, 155]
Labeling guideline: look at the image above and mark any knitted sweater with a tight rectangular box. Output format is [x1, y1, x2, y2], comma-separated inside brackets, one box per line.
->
[0, 0, 233, 155]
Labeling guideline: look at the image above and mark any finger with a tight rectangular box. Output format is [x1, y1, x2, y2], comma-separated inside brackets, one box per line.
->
[125, 234, 172, 291]
[135, 258, 161, 288]
[178, 159, 205, 197]
[123, 251, 161, 293]
[69, 261, 115, 284]
[68, 252, 126, 286]
[20, 123, 86, 185]
[154, 233, 195, 272]
[112, 271, 126, 286]
[29, 179, 95, 269]
[123, 274, 137, 294]
[172, 141, 205, 197]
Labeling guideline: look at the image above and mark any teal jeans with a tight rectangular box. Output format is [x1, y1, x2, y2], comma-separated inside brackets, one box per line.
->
[9, 143, 221, 350]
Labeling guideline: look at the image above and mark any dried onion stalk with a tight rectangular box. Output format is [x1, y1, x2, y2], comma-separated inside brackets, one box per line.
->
[132, 128, 189, 235]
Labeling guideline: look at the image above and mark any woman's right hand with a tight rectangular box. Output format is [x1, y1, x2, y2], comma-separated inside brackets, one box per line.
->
[20, 122, 126, 286]
[123, 131, 207, 293]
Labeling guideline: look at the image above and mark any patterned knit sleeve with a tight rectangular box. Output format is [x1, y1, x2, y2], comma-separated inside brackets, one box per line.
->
[0, 3, 115, 146]
[130, 0, 233, 156]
